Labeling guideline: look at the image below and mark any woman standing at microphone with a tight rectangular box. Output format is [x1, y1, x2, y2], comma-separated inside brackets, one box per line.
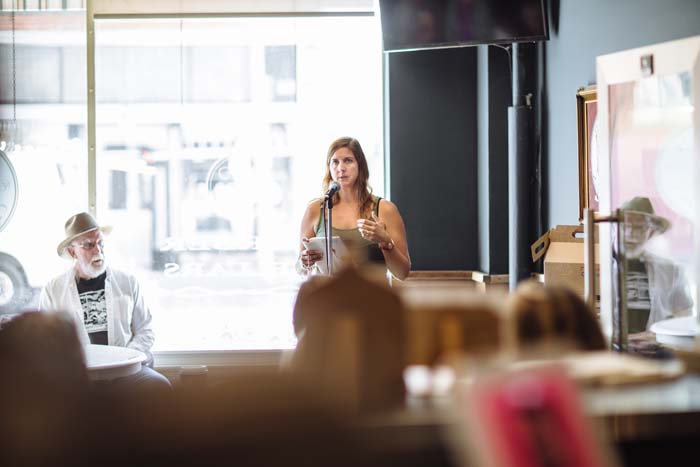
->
[297, 137, 410, 280]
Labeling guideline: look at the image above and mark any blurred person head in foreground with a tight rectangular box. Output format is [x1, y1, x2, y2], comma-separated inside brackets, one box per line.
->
[0, 310, 87, 393]
[504, 281, 606, 355]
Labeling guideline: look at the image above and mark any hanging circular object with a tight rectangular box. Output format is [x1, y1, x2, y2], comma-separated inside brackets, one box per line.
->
[0, 149, 19, 233]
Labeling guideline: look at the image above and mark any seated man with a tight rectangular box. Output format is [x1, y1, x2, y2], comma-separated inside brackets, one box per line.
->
[39, 212, 170, 390]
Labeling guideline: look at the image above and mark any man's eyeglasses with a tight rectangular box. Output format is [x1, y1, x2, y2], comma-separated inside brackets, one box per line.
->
[72, 240, 104, 251]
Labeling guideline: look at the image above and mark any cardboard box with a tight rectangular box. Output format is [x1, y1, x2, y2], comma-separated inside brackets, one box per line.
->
[531, 225, 599, 298]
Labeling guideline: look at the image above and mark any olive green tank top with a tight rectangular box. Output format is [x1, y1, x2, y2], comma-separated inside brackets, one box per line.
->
[315, 195, 385, 264]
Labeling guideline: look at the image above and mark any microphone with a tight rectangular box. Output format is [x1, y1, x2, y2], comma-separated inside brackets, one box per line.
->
[325, 181, 340, 198]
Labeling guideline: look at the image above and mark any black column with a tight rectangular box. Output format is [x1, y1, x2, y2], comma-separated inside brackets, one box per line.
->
[477, 45, 511, 275]
[508, 42, 539, 290]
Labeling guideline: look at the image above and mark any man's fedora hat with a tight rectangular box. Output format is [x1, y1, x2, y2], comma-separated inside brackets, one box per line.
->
[57, 212, 111, 257]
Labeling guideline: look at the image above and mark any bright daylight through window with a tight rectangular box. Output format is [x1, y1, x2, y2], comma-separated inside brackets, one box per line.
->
[0, 6, 383, 351]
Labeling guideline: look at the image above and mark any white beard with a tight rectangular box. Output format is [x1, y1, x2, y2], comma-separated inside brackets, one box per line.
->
[78, 253, 106, 279]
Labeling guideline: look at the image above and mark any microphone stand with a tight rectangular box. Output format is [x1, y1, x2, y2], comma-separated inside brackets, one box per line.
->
[324, 193, 334, 275]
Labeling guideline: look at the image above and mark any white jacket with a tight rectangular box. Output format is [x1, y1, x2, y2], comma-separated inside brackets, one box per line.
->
[39, 266, 155, 362]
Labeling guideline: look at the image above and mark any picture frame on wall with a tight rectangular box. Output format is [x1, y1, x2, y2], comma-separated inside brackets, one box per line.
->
[576, 85, 598, 222]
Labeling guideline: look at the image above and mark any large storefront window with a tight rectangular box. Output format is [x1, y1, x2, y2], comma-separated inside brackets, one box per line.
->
[93, 15, 383, 350]
[0, 7, 88, 316]
[0, 4, 382, 351]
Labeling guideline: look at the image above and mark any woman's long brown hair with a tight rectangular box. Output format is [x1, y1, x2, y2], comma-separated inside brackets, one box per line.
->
[322, 137, 374, 217]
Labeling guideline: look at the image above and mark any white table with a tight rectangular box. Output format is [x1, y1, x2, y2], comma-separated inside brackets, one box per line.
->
[83, 344, 147, 381]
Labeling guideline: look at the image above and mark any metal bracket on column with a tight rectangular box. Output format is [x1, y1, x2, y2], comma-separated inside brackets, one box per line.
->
[583, 209, 619, 311]
[584, 208, 634, 351]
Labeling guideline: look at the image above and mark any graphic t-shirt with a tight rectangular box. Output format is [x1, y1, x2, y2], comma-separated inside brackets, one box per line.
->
[77, 271, 108, 345]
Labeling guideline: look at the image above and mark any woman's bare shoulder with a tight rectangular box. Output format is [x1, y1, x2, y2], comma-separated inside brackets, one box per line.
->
[302, 198, 322, 223]
[304, 198, 323, 215]
[378, 197, 400, 216]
